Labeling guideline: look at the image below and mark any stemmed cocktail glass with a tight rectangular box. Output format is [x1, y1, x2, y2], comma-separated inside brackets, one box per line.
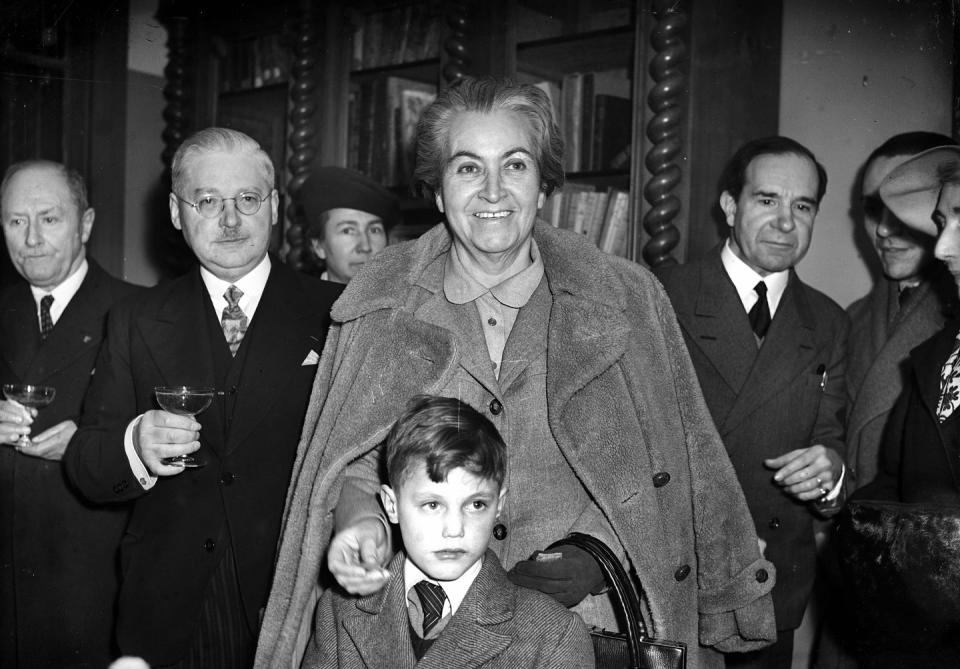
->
[154, 386, 214, 468]
[2, 384, 56, 450]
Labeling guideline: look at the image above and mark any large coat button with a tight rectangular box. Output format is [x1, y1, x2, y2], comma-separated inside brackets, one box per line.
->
[489, 399, 503, 415]
[203, 539, 216, 552]
[493, 523, 507, 540]
[674, 564, 691, 581]
[653, 472, 671, 487]
[755, 568, 769, 583]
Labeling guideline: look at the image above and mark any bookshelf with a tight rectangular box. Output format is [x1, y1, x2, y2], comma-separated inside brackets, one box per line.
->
[159, 0, 782, 271]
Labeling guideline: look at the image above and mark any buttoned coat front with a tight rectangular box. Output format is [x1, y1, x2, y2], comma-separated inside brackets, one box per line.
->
[304, 549, 594, 669]
[0, 259, 138, 669]
[846, 277, 948, 486]
[256, 223, 777, 669]
[656, 247, 849, 631]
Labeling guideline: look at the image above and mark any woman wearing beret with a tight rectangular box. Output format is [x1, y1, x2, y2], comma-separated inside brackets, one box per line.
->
[301, 166, 401, 284]
[257, 77, 776, 669]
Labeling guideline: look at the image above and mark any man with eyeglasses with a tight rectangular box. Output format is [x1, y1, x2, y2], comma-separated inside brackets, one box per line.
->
[65, 128, 342, 667]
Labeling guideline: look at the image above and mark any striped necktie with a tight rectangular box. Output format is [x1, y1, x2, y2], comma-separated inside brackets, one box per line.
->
[221, 285, 248, 357]
[413, 580, 447, 637]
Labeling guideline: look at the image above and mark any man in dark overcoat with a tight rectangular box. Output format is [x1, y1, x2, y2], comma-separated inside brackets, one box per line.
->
[657, 136, 850, 668]
[64, 128, 342, 668]
[0, 160, 139, 668]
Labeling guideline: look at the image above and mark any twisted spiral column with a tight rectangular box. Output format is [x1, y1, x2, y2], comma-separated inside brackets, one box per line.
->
[641, 0, 687, 268]
[441, 1, 470, 86]
[156, 1, 194, 276]
[284, 0, 320, 270]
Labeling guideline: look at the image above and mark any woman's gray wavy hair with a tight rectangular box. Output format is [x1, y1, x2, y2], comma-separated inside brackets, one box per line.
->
[413, 76, 565, 199]
[171, 127, 275, 195]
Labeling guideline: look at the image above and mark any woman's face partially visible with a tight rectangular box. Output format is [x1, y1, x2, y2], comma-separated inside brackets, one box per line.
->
[436, 110, 545, 265]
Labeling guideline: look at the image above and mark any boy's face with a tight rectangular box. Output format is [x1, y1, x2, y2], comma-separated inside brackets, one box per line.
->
[381, 465, 505, 582]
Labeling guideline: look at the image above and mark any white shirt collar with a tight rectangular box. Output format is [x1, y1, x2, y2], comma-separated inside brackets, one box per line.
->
[403, 555, 482, 617]
[720, 239, 789, 316]
[30, 257, 89, 328]
[199, 254, 272, 322]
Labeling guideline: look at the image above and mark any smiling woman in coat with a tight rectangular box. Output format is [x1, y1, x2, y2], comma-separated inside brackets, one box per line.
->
[255, 77, 776, 669]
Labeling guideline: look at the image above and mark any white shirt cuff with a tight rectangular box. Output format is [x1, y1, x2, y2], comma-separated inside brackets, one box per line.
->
[124, 415, 157, 490]
[824, 465, 845, 501]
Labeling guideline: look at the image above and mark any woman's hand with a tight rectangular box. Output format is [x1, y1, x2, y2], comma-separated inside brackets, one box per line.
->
[507, 543, 605, 607]
[327, 517, 391, 595]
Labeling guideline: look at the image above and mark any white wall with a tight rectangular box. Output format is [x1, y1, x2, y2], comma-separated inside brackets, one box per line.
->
[780, 0, 954, 308]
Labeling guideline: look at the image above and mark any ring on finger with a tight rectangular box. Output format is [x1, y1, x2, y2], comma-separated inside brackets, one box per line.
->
[818, 486, 828, 497]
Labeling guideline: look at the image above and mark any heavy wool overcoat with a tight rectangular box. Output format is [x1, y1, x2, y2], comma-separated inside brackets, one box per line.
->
[656, 247, 849, 632]
[0, 259, 139, 668]
[304, 549, 594, 669]
[256, 223, 777, 669]
[846, 277, 948, 487]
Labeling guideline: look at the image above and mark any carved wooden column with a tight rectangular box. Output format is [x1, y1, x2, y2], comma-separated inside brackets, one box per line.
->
[641, 0, 688, 268]
[283, 0, 320, 271]
[442, 1, 471, 86]
[156, 0, 195, 277]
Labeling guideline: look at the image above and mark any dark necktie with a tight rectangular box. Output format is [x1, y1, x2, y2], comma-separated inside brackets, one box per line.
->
[748, 280, 771, 339]
[898, 285, 914, 310]
[221, 285, 248, 357]
[39, 294, 54, 340]
[413, 580, 447, 638]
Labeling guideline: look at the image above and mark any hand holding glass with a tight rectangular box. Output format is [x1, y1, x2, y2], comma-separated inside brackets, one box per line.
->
[154, 386, 214, 468]
[2, 384, 56, 450]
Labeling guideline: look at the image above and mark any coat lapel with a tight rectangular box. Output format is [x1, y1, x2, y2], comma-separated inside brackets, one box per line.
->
[342, 553, 419, 669]
[684, 253, 757, 397]
[223, 263, 322, 453]
[420, 553, 513, 669]
[721, 273, 818, 435]
[137, 270, 222, 451]
[22, 261, 116, 383]
[1, 281, 40, 381]
[849, 281, 945, 438]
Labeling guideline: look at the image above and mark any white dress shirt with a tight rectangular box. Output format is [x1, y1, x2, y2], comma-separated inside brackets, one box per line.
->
[30, 257, 89, 330]
[125, 255, 273, 489]
[404, 555, 482, 638]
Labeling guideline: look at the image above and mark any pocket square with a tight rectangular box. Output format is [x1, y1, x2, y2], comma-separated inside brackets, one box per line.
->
[301, 350, 319, 366]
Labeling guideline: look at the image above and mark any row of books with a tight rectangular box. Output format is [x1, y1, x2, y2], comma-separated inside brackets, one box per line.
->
[516, 1, 632, 42]
[219, 34, 288, 93]
[543, 184, 631, 257]
[347, 76, 437, 187]
[350, 4, 443, 71]
[534, 69, 632, 174]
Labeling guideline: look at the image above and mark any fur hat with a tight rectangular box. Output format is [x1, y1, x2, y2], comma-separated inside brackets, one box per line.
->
[879, 145, 960, 236]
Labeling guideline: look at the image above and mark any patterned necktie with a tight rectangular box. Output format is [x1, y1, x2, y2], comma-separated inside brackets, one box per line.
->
[39, 294, 54, 340]
[221, 285, 248, 357]
[937, 335, 960, 422]
[748, 280, 771, 339]
[413, 580, 447, 638]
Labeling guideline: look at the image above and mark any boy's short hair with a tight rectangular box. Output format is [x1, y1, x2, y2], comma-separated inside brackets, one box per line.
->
[384, 395, 506, 489]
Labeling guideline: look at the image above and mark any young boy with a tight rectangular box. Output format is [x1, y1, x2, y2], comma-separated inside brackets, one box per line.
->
[303, 395, 595, 668]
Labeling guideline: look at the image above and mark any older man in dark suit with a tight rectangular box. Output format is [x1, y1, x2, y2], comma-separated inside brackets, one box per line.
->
[64, 128, 343, 668]
[0, 160, 139, 668]
[656, 136, 849, 668]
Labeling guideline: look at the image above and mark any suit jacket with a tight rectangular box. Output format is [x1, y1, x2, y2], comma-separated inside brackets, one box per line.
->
[859, 320, 960, 506]
[656, 246, 849, 631]
[0, 259, 139, 669]
[257, 223, 776, 669]
[846, 277, 948, 487]
[304, 549, 594, 669]
[64, 258, 342, 666]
